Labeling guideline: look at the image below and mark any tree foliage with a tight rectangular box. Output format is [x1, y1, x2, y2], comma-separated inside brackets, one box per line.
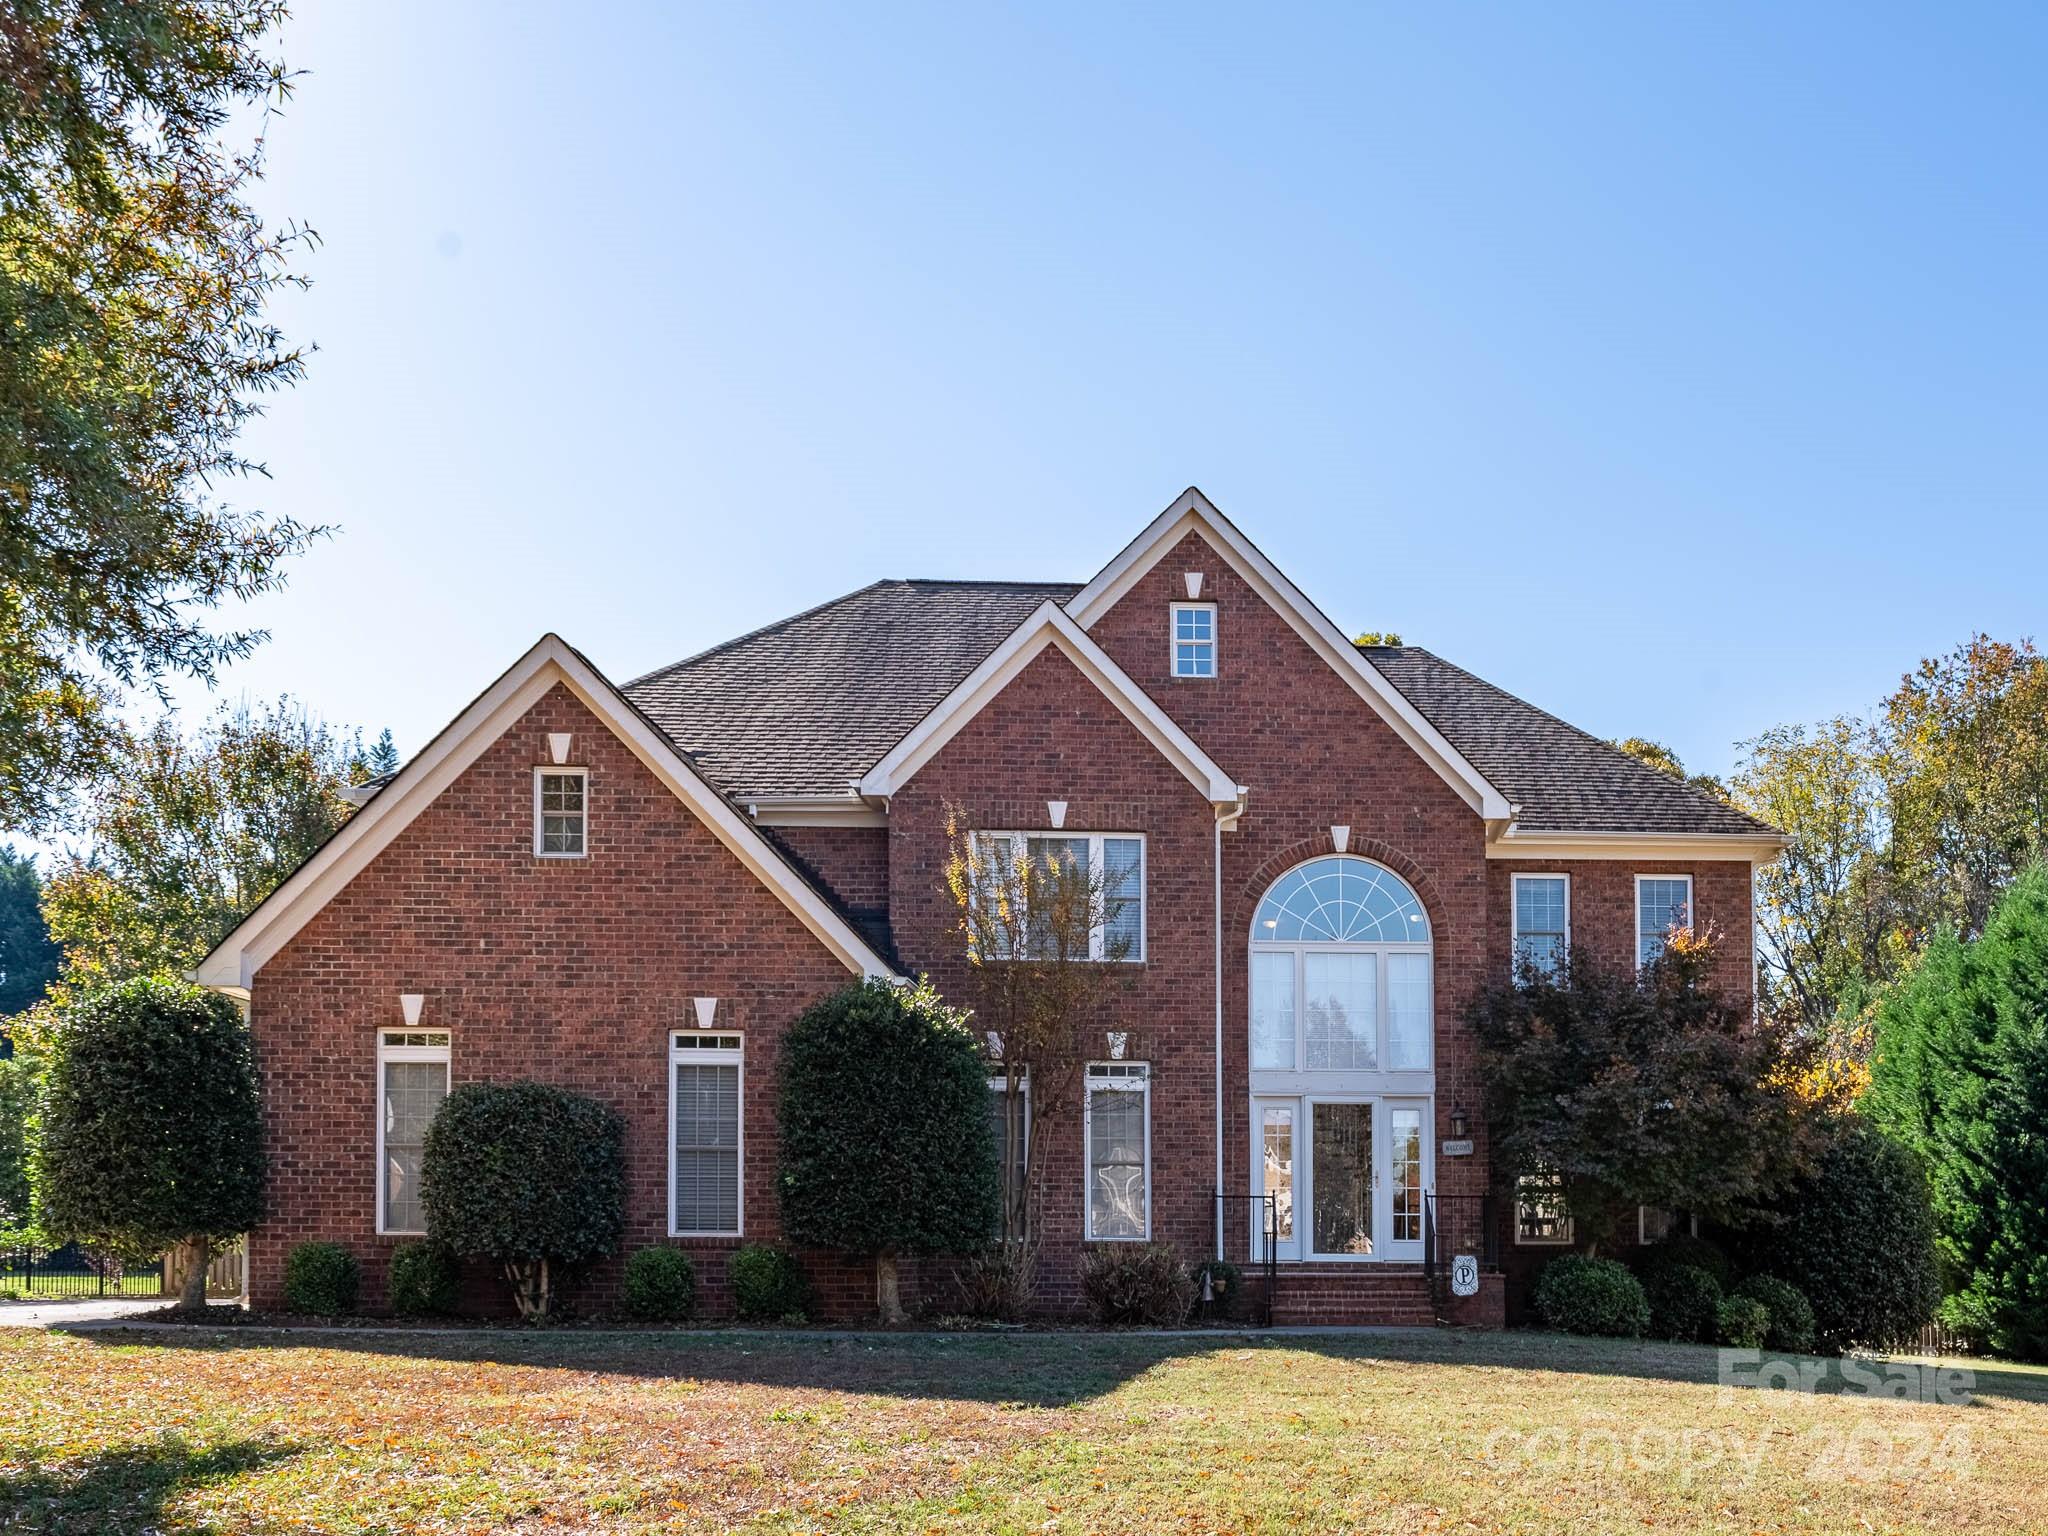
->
[1610, 737, 1731, 804]
[1, 0, 322, 833]
[1867, 865, 2048, 1360]
[34, 699, 359, 1009]
[419, 1080, 625, 1322]
[0, 844, 61, 1018]
[777, 977, 998, 1321]
[31, 976, 263, 1307]
[1470, 930, 1816, 1254]
[942, 809, 1135, 1248]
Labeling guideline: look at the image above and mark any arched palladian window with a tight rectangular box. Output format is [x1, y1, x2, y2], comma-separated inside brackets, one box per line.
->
[1250, 856, 1433, 1073]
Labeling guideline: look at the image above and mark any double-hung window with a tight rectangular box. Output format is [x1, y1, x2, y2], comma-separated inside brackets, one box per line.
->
[378, 1030, 450, 1235]
[670, 1032, 743, 1236]
[1514, 1166, 1573, 1246]
[972, 831, 1145, 961]
[535, 767, 588, 857]
[1635, 875, 1694, 968]
[1171, 602, 1216, 677]
[1512, 874, 1570, 979]
[1084, 1062, 1150, 1240]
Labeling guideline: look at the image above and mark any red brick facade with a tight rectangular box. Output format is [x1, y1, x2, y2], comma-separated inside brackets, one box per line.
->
[240, 524, 1757, 1328]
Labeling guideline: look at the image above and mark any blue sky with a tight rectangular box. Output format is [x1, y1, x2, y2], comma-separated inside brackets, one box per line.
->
[136, 2, 2048, 793]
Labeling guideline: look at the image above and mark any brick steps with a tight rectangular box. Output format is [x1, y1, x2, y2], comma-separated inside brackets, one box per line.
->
[1263, 1267, 1440, 1327]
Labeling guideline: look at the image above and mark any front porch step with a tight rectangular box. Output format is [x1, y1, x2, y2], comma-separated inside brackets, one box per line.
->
[1265, 1266, 1439, 1327]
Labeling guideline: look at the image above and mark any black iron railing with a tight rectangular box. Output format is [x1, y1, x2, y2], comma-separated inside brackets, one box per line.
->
[1422, 1191, 1498, 1322]
[1210, 1191, 1279, 1328]
[0, 1244, 164, 1299]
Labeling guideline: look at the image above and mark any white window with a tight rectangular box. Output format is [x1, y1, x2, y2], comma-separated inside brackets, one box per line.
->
[972, 832, 1145, 961]
[1084, 1062, 1150, 1240]
[1635, 875, 1694, 968]
[1512, 874, 1570, 979]
[670, 1032, 743, 1236]
[988, 1072, 1030, 1231]
[1514, 1166, 1574, 1246]
[378, 1029, 450, 1235]
[534, 767, 587, 857]
[1171, 602, 1216, 677]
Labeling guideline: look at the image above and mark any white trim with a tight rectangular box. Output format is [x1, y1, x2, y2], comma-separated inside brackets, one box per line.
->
[376, 1028, 451, 1237]
[1488, 828, 1787, 862]
[1510, 872, 1571, 978]
[668, 1030, 745, 1238]
[533, 765, 588, 858]
[971, 831, 1148, 962]
[1083, 1061, 1152, 1241]
[1065, 489, 1514, 820]
[193, 635, 900, 988]
[1169, 600, 1217, 679]
[857, 600, 1242, 808]
[745, 795, 888, 828]
[1634, 872, 1696, 970]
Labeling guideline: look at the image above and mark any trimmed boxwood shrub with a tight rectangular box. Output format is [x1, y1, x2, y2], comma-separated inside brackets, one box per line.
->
[421, 1081, 625, 1322]
[387, 1240, 461, 1317]
[1192, 1258, 1245, 1317]
[729, 1243, 808, 1322]
[1638, 1231, 1733, 1289]
[282, 1241, 359, 1316]
[1734, 1275, 1817, 1354]
[1081, 1244, 1197, 1326]
[1717, 1294, 1771, 1349]
[623, 1247, 697, 1323]
[1734, 1118, 1940, 1351]
[1534, 1255, 1650, 1337]
[1645, 1263, 1724, 1342]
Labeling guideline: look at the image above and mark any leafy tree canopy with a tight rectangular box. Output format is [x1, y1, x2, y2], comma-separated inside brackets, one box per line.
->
[1353, 630, 1404, 647]
[1867, 864, 2048, 1360]
[31, 975, 263, 1306]
[0, 845, 61, 1019]
[1469, 930, 1816, 1254]
[1610, 737, 1731, 804]
[2, 0, 321, 834]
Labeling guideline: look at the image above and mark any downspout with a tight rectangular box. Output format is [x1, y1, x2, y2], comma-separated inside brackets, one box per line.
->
[1214, 808, 1225, 1261]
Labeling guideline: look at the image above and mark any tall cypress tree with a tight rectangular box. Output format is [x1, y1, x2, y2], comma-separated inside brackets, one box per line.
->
[1870, 865, 2048, 1360]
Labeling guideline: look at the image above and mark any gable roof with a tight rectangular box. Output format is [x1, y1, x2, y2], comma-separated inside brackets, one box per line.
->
[626, 580, 1079, 799]
[1066, 488, 1516, 822]
[1359, 645, 1779, 839]
[195, 634, 901, 991]
[856, 601, 1242, 806]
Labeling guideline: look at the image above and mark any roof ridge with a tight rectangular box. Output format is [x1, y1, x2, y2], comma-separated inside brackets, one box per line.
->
[1362, 643, 1777, 834]
[622, 579, 903, 689]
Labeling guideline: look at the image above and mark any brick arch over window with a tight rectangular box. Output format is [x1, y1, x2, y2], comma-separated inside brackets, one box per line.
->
[1235, 833, 1446, 942]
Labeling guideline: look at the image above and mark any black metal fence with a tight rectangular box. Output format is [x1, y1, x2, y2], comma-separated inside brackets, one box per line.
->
[1422, 1191, 1498, 1320]
[0, 1243, 165, 1299]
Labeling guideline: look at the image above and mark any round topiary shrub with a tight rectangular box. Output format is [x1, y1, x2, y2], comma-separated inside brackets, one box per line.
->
[387, 1240, 461, 1317]
[1645, 1263, 1724, 1342]
[1717, 1294, 1771, 1349]
[1081, 1244, 1197, 1326]
[282, 1241, 359, 1316]
[729, 1243, 808, 1322]
[1638, 1231, 1733, 1289]
[421, 1081, 625, 1322]
[1534, 1255, 1650, 1337]
[623, 1247, 697, 1323]
[1733, 1118, 1941, 1351]
[1734, 1275, 1817, 1354]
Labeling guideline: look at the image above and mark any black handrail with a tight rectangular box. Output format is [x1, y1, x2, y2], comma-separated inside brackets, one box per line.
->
[1423, 1191, 1498, 1322]
[1210, 1191, 1279, 1328]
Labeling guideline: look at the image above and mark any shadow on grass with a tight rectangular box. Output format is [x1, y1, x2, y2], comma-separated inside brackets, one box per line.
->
[64, 1322, 2048, 1413]
[0, 1435, 302, 1535]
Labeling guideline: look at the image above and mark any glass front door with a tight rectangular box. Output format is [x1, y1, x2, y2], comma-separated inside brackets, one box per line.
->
[1251, 1097, 1431, 1262]
[1311, 1102, 1374, 1257]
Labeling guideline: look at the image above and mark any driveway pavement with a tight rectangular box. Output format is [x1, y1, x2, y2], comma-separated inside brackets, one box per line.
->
[0, 1296, 183, 1328]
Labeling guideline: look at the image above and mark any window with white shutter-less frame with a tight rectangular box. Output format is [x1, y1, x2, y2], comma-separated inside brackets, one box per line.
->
[670, 1032, 743, 1236]
[378, 1030, 450, 1235]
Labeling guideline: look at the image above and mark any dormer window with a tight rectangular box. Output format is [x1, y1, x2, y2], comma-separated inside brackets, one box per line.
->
[534, 767, 587, 857]
[1171, 602, 1216, 678]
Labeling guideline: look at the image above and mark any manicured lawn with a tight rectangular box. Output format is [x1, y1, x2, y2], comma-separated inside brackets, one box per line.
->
[1, 1325, 2042, 1534]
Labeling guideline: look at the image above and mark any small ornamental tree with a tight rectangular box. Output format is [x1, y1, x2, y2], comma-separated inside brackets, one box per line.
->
[420, 1081, 624, 1321]
[778, 978, 998, 1322]
[1470, 928, 1817, 1255]
[32, 977, 263, 1310]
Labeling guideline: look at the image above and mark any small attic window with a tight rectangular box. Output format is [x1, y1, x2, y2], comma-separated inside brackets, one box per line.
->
[1171, 603, 1215, 678]
[535, 767, 587, 857]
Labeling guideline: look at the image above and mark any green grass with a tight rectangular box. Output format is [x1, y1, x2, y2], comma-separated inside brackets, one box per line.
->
[1, 1326, 2042, 1533]
[0, 1269, 163, 1298]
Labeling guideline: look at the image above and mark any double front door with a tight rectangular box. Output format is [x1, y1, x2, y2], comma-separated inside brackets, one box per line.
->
[1253, 1097, 1428, 1263]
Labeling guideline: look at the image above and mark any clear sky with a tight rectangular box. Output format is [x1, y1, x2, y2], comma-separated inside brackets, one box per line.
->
[139, 2, 2048, 793]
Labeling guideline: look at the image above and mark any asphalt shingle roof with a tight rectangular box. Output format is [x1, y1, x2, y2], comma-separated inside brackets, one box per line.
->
[623, 580, 1770, 837]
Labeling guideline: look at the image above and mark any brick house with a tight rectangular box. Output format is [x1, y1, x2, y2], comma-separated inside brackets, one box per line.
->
[198, 489, 1783, 1324]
